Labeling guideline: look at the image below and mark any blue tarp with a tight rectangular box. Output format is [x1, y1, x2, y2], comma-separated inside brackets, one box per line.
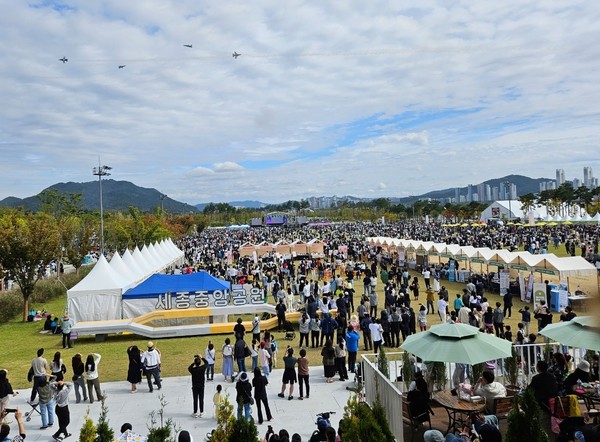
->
[123, 271, 230, 299]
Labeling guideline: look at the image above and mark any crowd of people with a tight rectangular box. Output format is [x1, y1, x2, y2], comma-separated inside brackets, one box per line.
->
[1, 220, 599, 441]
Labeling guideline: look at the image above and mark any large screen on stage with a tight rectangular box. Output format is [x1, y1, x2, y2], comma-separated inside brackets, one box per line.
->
[265, 215, 287, 225]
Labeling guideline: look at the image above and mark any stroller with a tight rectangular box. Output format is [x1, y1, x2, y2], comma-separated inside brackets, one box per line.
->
[283, 320, 296, 340]
[24, 401, 41, 422]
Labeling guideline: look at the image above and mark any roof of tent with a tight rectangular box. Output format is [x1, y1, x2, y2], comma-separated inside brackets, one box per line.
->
[123, 271, 230, 299]
[67, 255, 127, 293]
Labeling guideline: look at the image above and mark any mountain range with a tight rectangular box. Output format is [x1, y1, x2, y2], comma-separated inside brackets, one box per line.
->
[0, 174, 553, 213]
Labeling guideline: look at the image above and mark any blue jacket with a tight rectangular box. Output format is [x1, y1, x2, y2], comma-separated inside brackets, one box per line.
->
[345, 330, 360, 352]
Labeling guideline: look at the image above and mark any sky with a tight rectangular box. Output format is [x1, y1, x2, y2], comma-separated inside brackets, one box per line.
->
[1, 1, 599, 205]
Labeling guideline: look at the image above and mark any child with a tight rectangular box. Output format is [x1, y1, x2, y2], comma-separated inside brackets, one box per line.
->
[213, 384, 224, 420]
[417, 305, 427, 331]
[504, 325, 512, 342]
[516, 322, 525, 345]
[205, 341, 215, 381]
[518, 305, 531, 335]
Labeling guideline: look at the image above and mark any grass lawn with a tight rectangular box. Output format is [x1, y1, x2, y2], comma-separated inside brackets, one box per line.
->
[2, 269, 532, 390]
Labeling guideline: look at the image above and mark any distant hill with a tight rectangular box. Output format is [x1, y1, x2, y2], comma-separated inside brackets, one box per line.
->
[0, 180, 199, 214]
[194, 200, 267, 211]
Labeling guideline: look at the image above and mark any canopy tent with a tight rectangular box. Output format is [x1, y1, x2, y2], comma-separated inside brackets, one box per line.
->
[365, 237, 599, 296]
[67, 239, 185, 322]
[122, 271, 231, 319]
[67, 255, 128, 322]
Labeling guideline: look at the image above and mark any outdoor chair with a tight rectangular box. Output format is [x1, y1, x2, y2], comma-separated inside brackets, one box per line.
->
[403, 398, 432, 442]
[492, 396, 515, 419]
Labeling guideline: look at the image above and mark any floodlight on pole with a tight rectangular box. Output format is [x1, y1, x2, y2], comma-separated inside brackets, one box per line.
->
[92, 163, 112, 255]
[160, 194, 167, 214]
[504, 181, 512, 221]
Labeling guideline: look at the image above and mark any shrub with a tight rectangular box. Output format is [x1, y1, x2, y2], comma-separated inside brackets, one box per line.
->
[505, 388, 549, 442]
[226, 417, 258, 442]
[95, 397, 114, 442]
[78, 410, 96, 442]
[340, 394, 393, 442]
[377, 346, 389, 379]
[147, 395, 176, 442]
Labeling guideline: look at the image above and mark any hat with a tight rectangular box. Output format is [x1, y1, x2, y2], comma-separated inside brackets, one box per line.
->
[423, 429, 445, 442]
[239, 372, 249, 382]
[147, 341, 155, 349]
[578, 360, 590, 373]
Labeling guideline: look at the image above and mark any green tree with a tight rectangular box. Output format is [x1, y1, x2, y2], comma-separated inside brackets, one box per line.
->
[505, 388, 549, 442]
[0, 210, 60, 320]
[226, 417, 259, 442]
[78, 410, 97, 442]
[95, 397, 114, 442]
[519, 193, 537, 214]
[64, 215, 95, 274]
[377, 346, 389, 379]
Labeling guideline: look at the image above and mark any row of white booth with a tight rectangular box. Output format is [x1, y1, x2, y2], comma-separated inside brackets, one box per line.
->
[367, 237, 599, 297]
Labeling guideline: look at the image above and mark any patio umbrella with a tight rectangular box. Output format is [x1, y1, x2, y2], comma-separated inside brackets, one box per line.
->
[539, 316, 600, 351]
[400, 323, 513, 365]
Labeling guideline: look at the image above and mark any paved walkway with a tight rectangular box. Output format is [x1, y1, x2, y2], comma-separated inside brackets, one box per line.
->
[11, 366, 355, 441]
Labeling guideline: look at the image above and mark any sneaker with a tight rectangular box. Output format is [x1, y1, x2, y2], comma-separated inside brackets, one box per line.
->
[192, 413, 199, 418]
[305, 395, 309, 399]
[53, 436, 63, 441]
[298, 397, 303, 401]
[40, 426, 48, 430]
[48, 424, 54, 427]
[199, 412, 204, 417]
[65, 434, 72, 439]
[277, 393, 285, 398]
[288, 395, 293, 400]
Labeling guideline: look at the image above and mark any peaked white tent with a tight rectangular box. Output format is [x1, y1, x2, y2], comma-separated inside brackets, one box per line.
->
[67, 255, 127, 322]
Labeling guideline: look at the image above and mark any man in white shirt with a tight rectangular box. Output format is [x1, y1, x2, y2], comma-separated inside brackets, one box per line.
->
[369, 319, 384, 354]
[251, 315, 261, 343]
[141, 341, 162, 392]
[437, 296, 448, 324]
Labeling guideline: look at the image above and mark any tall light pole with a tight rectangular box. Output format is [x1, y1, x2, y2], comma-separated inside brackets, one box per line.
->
[93, 163, 112, 255]
[160, 194, 167, 217]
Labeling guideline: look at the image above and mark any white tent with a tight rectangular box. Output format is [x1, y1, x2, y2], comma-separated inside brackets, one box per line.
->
[67, 239, 185, 322]
[67, 255, 126, 323]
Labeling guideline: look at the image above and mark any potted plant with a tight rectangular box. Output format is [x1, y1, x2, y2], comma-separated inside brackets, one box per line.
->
[505, 388, 549, 442]
[504, 346, 520, 395]
[430, 362, 448, 391]
[401, 351, 415, 392]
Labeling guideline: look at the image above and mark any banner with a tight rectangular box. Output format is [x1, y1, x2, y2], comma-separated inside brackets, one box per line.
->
[499, 270, 510, 295]
[533, 282, 546, 305]
[449, 260, 455, 282]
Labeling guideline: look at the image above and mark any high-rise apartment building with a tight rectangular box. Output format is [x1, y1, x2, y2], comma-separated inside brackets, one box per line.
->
[556, 169, 565, 187]
[584, 167, 594, 188]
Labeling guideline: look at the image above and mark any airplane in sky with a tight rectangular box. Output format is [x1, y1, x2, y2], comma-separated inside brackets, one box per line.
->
[118, 65, 126, 69]
[59, 57, 68, 63]
[183, 44, 192, 48]
[232, 52, 241, 59]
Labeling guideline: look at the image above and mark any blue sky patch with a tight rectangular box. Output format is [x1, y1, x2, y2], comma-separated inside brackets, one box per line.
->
[29, 0, 76, 13]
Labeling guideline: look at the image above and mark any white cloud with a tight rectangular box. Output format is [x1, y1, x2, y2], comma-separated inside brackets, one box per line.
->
[213, 161, 244, 172]
[0, 1, 598, 203]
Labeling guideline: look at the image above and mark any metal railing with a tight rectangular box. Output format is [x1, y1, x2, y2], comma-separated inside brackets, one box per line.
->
[361, 354, 405, 442]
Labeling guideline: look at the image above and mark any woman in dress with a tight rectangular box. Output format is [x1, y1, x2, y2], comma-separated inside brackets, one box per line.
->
[222, 338, 234, 382]
[321, 339, 336, 383]
[127, 345, 142, 393]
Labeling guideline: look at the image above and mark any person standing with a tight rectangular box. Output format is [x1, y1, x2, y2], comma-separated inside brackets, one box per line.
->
[235, 372, 253, 421]
[126, 345, 142, 394]
[252, 367, 272, 424]
[30, 348, 48, 403]
[369, 318, 383, 354]
[222, 338, 234, 382]
[298, 313, 310, 348]
[275, 299, 287, 332]
[335, 340, 348, 381]
[258, 341, 271, 377]
[251, 314, 261, 343]
[50, 380, 72, 441]
[50, 352, 66, 382]
[70, 354, 87, 403]
[205, 342, 216, 381]
[321, 339, 336, 383]
[188, 355, 208, 417]
[0, 370, 17, 418]
[437, 295, 448, 324]
[493, 302, 505, 337]
[234, 335, 248, 375]
[503, 291, 513, 318]
[297, 348, 310, 400]
[37, 376, 55, 430]
[60, 314, 74, 349]
[278, 347, 297, 400]
[141, 342, 162, 392]
[345, 326, 360, 374]
[85, 353, 103, 403]
[309, 315, 321, 348]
